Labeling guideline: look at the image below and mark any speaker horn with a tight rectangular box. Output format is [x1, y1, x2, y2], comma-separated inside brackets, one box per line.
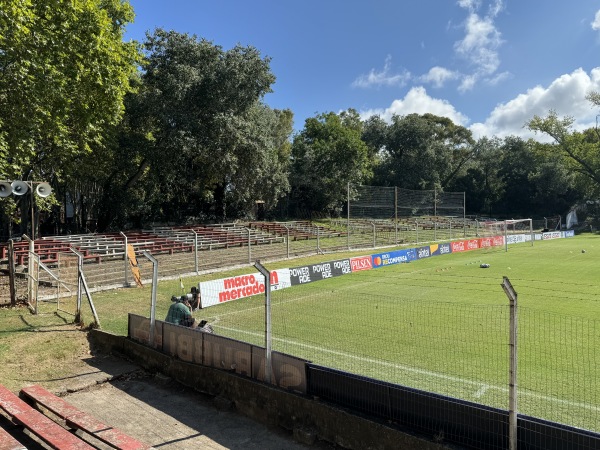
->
[36, 182, 52, 198]
[11, 180, 29, 196]
[0, 181, 11, 198]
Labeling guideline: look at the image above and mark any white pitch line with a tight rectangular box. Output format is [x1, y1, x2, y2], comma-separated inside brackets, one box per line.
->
[216, 325, 600, 413]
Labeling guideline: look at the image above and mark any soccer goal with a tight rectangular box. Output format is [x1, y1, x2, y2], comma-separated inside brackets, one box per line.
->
[482, 218, 533, 251]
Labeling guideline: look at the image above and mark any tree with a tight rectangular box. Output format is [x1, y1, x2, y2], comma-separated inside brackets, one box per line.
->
[290, 111, 372, 216]
[528, 106, 600, 196]
[95, 29, 286, 228]
[0, 0, 142, 233]
[364, 113, 475, 190]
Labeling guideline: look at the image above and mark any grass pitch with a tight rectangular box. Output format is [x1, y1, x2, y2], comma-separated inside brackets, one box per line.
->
[194, 235, 600, 432]
[2, 234, 598, 432]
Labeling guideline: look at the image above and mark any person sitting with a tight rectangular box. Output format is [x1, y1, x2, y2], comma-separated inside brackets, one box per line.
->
[165, 296, 198, 328]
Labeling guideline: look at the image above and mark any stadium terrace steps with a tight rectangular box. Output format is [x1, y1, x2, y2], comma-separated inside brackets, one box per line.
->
[0, 384, 94, 449]
[0, 383, 155, 450]
[20, 385, 155, 450]
[0, 426, 26, 450]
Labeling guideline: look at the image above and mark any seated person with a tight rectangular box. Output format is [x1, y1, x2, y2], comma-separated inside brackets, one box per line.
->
[165, 296, 198, 328]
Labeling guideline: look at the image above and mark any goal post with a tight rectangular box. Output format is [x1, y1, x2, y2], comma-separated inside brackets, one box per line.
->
[481, 219, 533, 252]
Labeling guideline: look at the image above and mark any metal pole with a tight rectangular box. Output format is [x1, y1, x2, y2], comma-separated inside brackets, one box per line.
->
[246, 227, 252, 264]
[8, 240, 16, 306]
[254, 261, 272, 384]
[501, 276, 518, 450]
[415, 221, 419, 244]
[120, 231, 129, 287]
[530, 219, 534, 247]
[284, 224, 290, 258]
[316, 224, 320, 254]
[371, 222, 376, 248]
[191, 229, 199, 273]
[22, 234, 35, 312]
[142, 251, 158, 347]
[463, 192, 466, 237]
[347, 182, 350, 250]
[505, 220, 508, 252]
[74, 248, 83, 323]
[394, 186, 398, 244]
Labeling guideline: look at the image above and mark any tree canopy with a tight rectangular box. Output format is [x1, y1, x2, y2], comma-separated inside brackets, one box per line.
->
[1, 2, 599, 237]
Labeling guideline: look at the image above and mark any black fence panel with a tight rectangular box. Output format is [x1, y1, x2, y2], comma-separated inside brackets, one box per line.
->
[307, 364, 600, 450]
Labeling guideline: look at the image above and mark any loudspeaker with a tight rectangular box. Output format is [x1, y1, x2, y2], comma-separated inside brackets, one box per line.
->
[11, 180, 29, 196]
[36, 182, 52, 198]
[0, 181, 11, 198]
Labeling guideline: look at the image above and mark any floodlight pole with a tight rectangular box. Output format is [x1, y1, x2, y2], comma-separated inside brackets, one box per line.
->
[255, 260, 272, 384]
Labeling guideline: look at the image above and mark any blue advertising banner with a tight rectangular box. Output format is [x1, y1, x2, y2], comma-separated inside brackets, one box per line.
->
[564, 230, 575, 238]
[416, 246, 432, 260]
[372, 249, 417, 268]
[429, 243, 452, 256]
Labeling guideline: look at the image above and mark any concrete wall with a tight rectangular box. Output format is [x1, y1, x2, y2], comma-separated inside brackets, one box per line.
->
[89, 329, 455, 450]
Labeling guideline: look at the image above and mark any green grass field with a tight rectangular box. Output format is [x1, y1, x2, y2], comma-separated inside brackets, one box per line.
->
[5, 234, 596, 432]
[190, 235, 600, 432]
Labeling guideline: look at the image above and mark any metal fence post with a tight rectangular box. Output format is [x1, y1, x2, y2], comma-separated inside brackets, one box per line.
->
[142, 251, 158, 347]
[502, 277, 518, 450]
[246, 227, 252, 264]
[120, 231, 129, 287]
[255, 261, 272, 384]
[191, 229, 199, 273]
[371, 222, 376, 248]
[283, 224, 290, 259]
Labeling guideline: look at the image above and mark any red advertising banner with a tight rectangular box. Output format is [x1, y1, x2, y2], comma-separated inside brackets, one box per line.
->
[479, 235, 505, 248]
[350, 256, 373, 272]
[451, 239, 480, 253]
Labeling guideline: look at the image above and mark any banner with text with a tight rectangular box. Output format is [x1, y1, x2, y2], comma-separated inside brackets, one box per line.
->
[199, 269, 291, 308]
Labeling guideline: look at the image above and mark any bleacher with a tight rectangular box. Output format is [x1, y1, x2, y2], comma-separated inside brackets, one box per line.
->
[249, 221, 346, 240]
[0, 383, 153, 449]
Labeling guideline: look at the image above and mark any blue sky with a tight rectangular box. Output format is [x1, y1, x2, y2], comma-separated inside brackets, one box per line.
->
[125, 1, 600, 140]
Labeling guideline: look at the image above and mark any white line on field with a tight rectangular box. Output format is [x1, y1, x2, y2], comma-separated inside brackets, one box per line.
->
[216, 325, 600, 413]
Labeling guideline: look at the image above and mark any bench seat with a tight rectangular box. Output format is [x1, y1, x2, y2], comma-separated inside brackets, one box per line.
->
[20, 385, 153, 450]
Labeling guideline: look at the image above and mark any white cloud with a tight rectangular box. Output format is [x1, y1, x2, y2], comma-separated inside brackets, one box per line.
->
[420, 66, 460, 88]
[457, 0, 480, 12]
[352, 55, 411, 88]
[454, 1, 505, 91]
[455, 13, 502, 76]
[592, 10, 600, 30]
[470, 67, 600, 140]
[359, 86, 469, 126]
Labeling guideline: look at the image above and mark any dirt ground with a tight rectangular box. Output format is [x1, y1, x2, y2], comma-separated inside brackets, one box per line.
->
[1, 353, 335, 449]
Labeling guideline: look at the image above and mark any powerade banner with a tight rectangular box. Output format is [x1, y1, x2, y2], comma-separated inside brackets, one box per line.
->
[372, 249, 417, 268]
[565, 230, 575, 238]
[289, 258, 352, 286]
[199, 269, 292, 308]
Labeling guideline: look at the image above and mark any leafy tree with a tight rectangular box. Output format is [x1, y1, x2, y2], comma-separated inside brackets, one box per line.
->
[528, 106, 600, 196]
[290, 111, 372, 216]
[365, 113, 475, 190]
[0, 0, 141, 234]
[448, 137, 505, 217]
[95, 29, 286, 228]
